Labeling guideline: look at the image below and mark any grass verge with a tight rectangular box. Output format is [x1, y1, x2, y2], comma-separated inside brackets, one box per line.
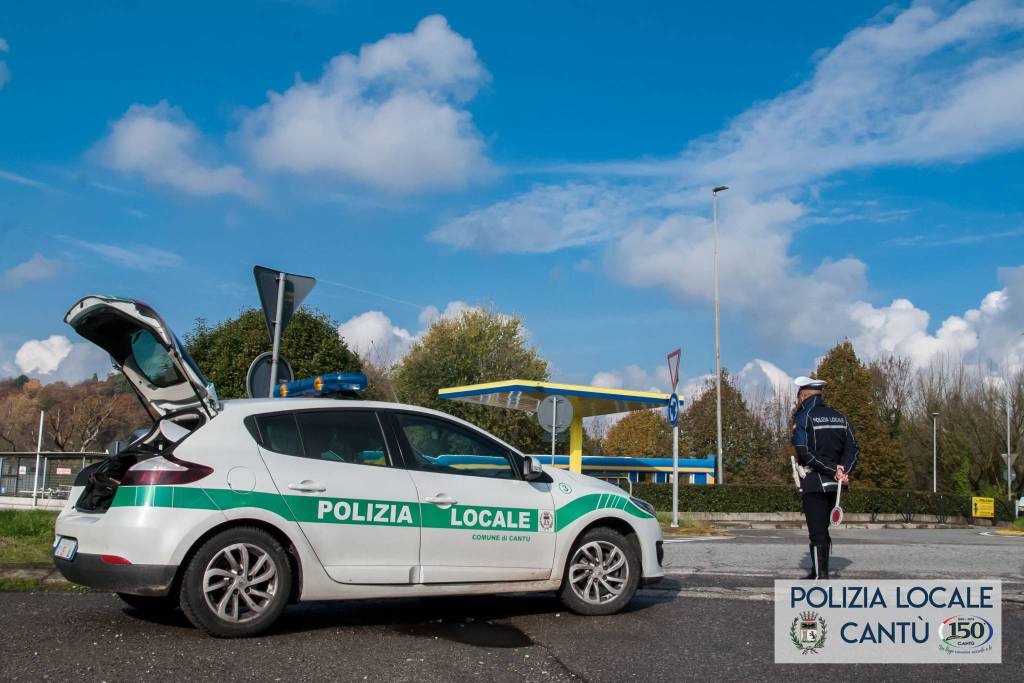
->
[994, 518, 1024, 536]
[656, 512, 729, 537]
[0, 510, 58, 564]
[0, 577, 86, 592]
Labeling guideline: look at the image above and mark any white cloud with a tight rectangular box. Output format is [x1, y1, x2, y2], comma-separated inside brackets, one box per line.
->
[736, 359, 795, 400]
[589, 364, 669, 394]
[15, 336, 72, 374]
[98, 101, 256, 197]
[240, 14, 491, 192]
[418, 300, 473, 327]
[577, 0, 1024, 190]
[339, 299, 477, 365]
[59, 235, 182, 270]
[431, 184, 642, 253]
[337, 310, 415, 363]
[1, 254, 60, 289]
[849, 266, 1024, 370]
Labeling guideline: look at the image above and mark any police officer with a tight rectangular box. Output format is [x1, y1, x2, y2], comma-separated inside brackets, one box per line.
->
[791, 376, 858, 580]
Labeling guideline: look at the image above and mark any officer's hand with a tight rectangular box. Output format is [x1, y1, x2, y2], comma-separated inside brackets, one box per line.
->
[835, 465, 848, 483]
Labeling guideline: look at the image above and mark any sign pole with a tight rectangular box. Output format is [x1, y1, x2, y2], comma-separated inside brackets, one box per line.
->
[672, 423, 679, 528]
[551, 398, 557, 465]
[268, 272, 287, 396]
[32, 410, 44, 508]
[667, 348, 682, 528]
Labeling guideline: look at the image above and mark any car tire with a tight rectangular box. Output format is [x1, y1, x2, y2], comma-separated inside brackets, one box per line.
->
[117, 592, 179, 613]
[558, 526, 641, 616]
[179, 527, 292, 638]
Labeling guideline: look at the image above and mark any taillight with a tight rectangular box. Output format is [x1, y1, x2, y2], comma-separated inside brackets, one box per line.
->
[120, 455, 213, 486]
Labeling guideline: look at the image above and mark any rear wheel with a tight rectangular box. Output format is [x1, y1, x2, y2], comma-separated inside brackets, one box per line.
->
[558, 527, 640, 616]
[117, 592, 178, 613]
[180, 527, 292, 638]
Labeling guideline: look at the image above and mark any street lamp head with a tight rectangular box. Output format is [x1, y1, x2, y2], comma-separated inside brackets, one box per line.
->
[713, 185, 729, 194]
[932, 412, 940, 417]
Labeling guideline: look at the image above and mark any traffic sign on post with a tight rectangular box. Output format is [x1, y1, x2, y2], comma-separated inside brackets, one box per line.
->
[538, 395, 573, 464]
[254, 266, 316, 396]
[667, 348, 682, 528]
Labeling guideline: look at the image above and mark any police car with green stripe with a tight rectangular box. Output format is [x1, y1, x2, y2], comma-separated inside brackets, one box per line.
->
[53, 296, 664, 637]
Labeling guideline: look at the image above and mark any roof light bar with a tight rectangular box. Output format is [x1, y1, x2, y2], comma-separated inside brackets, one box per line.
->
[275, 372, 368, 398]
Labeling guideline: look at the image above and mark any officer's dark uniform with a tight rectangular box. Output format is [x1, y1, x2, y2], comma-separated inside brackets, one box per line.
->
[792, 388, 859, 579]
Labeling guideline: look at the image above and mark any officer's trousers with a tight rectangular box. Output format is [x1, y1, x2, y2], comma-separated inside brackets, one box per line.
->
[801, 491, 832, 547]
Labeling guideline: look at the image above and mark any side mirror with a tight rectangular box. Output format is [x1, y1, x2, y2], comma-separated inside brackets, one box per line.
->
[523, 455, 545, 481]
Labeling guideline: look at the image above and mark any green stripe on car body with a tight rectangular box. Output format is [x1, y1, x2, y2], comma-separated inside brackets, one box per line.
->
[110, 486, 652, 532]
[553, 493, 655, 532]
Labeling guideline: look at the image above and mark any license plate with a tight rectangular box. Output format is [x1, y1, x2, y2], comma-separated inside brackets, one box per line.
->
[54, 537, 78, 561]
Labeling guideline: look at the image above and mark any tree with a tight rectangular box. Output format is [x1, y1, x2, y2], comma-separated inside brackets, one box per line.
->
[602, 410, 672, 457]
[185, 308, 360, 399]
[393, 308, 550, 453]
[680, 370, 775, 484]
[814, 340, 906, 489]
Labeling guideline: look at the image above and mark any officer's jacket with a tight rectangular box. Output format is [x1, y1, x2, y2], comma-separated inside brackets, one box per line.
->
[791, 395, 859, 494]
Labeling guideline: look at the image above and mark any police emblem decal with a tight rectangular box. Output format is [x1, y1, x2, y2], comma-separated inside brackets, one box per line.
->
[557, 482, 572, 495]
[539, 511, 554, 530]
[790, 611, 827, 654]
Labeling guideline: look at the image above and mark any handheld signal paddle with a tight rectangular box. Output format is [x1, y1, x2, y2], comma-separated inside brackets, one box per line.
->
[830, 483, 844, 526]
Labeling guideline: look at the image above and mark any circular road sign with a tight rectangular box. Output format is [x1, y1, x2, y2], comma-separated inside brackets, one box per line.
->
[538, 395, 573, 434]
[668, 393, 680, 427]
[246, 352, 294, 398]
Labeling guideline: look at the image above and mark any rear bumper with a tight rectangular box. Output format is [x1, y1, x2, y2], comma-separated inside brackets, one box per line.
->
[53, 554, 177, 597]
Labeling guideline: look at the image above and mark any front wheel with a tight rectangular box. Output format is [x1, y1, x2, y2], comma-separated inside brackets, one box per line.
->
[558, 527, 640, 616]
[179, 527, 292, 638]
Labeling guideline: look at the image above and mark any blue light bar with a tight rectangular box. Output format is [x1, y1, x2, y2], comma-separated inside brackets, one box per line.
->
[275, 372, 368, 398]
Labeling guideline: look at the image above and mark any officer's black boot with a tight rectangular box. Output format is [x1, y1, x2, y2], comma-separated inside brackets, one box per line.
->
[803, 544, 817, 579]
[814, 544, 830, 580]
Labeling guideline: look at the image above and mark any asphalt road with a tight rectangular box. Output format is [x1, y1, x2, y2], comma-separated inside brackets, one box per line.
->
[1, 529, 1021, 682]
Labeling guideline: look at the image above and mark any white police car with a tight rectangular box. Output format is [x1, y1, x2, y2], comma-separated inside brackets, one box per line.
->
[53, 296, 664, 637]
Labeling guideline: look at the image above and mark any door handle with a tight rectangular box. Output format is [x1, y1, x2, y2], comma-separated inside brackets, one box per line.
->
[288, 480, 326, 493]
[424, 494, 458, 506]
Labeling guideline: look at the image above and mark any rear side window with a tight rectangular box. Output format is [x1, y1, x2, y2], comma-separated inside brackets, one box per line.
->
[254, 413, 303, 457]
[295, 411, 390, 467]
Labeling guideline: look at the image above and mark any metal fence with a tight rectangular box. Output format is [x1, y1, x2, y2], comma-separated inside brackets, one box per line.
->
[0, 452, 107, 501]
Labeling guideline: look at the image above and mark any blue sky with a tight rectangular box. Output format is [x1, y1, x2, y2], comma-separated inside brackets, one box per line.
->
[2, 1, 1023, 398]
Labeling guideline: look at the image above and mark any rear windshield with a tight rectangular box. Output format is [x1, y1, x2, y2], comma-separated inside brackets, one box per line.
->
[130, 329, 183, 387]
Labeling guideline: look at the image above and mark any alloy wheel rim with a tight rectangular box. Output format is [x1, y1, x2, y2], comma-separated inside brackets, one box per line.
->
[568, 540, 628, 605]
[203, 542, 278, 623]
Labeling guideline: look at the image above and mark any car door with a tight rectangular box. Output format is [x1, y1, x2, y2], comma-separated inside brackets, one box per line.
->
[252, 408, 421, 585]
[388, 410, 556, 584]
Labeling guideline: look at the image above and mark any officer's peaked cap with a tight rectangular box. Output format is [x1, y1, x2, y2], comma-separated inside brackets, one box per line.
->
[794, 376, 827, 390]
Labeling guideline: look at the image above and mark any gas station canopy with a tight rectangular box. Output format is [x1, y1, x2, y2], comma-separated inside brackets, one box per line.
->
[438, 380, 675, 474]
[438, 380, 671, 417]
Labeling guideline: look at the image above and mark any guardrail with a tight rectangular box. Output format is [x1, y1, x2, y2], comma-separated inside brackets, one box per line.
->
[0, 452, 107, 505]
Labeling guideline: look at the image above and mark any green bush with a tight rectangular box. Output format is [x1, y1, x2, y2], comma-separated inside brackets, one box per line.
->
[632, 484, 1015, 522]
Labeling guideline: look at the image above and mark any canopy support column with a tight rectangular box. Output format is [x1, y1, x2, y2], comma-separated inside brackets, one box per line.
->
[569, 398, 583, 474]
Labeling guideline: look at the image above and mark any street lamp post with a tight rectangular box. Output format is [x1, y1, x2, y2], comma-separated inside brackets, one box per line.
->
[931, 412, 939, 494]
[712, 185, 729, 485]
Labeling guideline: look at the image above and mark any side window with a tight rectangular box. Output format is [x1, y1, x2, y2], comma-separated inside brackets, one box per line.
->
[254, 413, 303, 457]
[395, 413, 516, 479]
[295, 411, 390, 467]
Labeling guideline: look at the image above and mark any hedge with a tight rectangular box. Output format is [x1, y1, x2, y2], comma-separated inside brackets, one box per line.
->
[631, 483, 1016, 523]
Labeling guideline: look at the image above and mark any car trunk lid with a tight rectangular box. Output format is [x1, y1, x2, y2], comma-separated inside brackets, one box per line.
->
[64, 295, 219, 424]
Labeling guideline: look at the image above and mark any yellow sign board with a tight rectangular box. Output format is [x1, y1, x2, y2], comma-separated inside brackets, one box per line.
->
[971, 497, 994, 518]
